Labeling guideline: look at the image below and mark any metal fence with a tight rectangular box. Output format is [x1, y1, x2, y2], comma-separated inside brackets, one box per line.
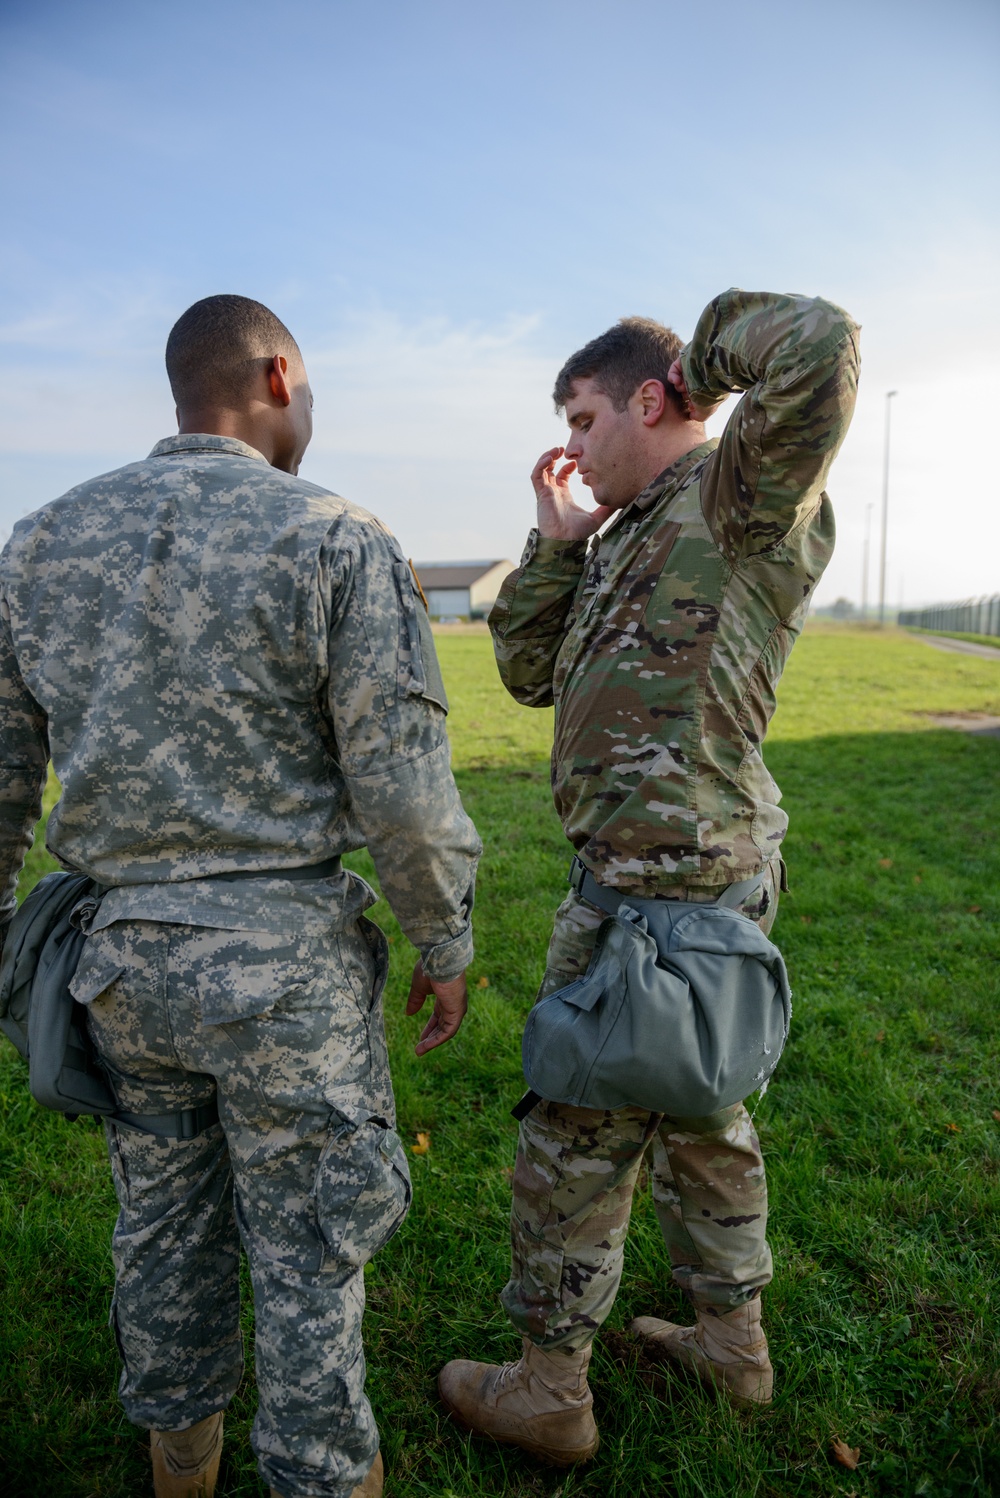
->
[898, 595, 1000, 637]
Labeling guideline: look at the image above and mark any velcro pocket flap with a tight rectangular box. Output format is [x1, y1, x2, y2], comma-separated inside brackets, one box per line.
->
[196, 960, 313, 1025]
[69, 954, 125, 1005]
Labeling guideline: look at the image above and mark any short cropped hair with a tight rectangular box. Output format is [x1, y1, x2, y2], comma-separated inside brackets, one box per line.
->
[553, 316, 685, 414]
[165, 294, 301, 411]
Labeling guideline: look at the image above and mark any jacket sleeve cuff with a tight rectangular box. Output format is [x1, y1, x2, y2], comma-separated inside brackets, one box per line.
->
[522, 530, 590, 574]
[419, 922, 474, 982]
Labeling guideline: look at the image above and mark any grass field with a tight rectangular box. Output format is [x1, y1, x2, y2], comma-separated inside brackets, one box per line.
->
[1, 625, 998, 1498]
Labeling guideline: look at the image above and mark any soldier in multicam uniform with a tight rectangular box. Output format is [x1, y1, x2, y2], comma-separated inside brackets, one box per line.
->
[439, 289, 859, 1463]
[0, 295, 481, 1498]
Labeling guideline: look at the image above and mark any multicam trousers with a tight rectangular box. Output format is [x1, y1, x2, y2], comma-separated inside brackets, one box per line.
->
[74, 912, 409, 1498]
[502, 866, 779, 1353]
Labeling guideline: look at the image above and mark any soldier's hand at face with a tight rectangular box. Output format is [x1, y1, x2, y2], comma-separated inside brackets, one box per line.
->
[532, 448, 612, 541]
[667, 359, 727, 424]
[406, 961, 469, 1057]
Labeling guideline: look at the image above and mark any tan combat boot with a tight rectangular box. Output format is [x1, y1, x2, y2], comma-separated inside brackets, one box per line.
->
[150, 1411, 224, 1498]
[437, 1336, 599, 1466]
[631, 1298, 773, 1407]
[270, 1449, 383, 1498]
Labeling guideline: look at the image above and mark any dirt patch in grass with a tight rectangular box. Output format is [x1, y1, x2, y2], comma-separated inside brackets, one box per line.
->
[912, 1294, 969, 1356]
[600, 1327, 676, 1400]
[912, 711, 1000, 736]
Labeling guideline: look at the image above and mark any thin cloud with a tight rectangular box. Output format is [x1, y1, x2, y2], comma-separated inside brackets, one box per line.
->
[1, 291, 997, 601]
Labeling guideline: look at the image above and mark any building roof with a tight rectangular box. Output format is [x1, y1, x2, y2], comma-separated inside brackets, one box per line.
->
[413, 561, 509, 589]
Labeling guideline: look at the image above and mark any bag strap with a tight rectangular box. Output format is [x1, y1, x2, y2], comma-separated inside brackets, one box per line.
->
[113, 1098, 220, 1139]
[714, 871, 767, 909]
[568, 856, 765, 917]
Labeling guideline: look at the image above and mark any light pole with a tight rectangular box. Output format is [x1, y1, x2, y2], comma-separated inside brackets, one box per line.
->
[861, 502, 873, 620]
[878, 390, 898, 626]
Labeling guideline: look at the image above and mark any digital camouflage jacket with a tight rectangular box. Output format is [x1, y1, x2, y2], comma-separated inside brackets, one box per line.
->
[490, 290, 860, 892]
[0, 435, 481, 979]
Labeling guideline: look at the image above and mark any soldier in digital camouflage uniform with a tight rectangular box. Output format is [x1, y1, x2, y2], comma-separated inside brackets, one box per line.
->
[439, 289, 859, 1463]
[0, 295, 481, 1498]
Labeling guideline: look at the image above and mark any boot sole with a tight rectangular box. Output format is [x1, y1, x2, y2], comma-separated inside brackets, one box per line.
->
[438, 1390, 600, 1467]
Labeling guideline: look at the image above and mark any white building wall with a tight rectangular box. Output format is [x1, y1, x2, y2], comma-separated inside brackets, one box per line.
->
[426, 588, 471, 618]
[468, 561, 515, 615]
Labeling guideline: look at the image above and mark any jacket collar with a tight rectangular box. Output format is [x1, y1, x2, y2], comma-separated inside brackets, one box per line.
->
[631, 440, 718, 513]
[149, 433, 269, 463]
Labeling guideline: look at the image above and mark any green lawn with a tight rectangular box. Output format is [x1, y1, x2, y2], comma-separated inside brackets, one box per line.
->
[1, 625, 998, 1497]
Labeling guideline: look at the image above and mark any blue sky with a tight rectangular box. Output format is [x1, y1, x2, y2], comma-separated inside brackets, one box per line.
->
[1, 0, 997, 606]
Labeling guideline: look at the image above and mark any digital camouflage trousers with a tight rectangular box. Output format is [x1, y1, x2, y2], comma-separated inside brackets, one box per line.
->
[502, 866, 779, 1352]
[75, 911, 409, 1498]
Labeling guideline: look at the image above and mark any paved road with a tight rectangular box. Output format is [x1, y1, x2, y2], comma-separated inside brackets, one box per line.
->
[915, 634, 1000, 662]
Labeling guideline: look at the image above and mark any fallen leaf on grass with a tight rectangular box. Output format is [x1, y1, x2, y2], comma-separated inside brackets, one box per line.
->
[878, 858, 893, 869]
[831, 1438, 860, 1470]
[992, 1110, 1000, 1123]
[411, 1132, 431, 1155]
[500, 1166, 514, 1185]
[968, 905, 982, 914]
[476, 976, 490, 989]
[944, 1123, 961, 1133]
[800, 915, 813, 925]
[913, 874, 922, 884]
[875, 1030, 886, 1043]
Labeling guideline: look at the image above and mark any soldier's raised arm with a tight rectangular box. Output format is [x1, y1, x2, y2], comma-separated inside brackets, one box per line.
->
[321, 517, 481, 995]
[677, 289, 860, 558]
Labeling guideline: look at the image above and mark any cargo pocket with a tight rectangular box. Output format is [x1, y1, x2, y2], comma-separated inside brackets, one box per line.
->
[312, 1117, 412, 1270]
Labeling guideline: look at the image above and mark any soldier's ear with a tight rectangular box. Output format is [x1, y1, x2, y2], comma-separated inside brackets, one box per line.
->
[638, 379, 669, 427]
[267, 354, 292, 408]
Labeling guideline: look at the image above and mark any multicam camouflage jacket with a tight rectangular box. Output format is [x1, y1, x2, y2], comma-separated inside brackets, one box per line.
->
[490, 290, 860, 893]
[0, 434, 481, 980]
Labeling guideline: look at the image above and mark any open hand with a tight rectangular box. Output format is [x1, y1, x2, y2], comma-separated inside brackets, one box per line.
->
[406, 961, 468, 1056]
[532, 448, 612, 540]
[667, 359, 727, 424]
